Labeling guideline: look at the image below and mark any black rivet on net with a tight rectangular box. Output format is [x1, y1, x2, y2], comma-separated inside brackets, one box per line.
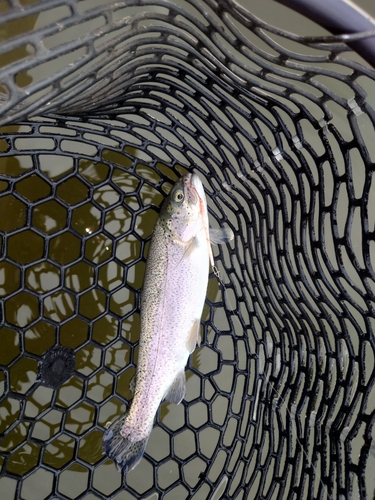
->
[37, 346, 75, 389]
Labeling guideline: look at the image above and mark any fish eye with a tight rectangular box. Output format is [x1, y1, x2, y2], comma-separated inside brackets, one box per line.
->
[173, 190, 184, 203]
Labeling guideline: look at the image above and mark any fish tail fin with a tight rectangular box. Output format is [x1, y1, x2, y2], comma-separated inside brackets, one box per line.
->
[102, 413, 150, 474]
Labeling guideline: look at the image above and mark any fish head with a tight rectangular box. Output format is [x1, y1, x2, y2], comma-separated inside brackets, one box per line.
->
[161, 173, 208, 243]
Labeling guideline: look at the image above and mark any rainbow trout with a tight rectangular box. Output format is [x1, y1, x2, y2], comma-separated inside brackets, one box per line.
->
[103, 172, 233, 473]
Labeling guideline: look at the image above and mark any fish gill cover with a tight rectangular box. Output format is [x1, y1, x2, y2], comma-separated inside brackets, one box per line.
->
[1, 0, 375, 499]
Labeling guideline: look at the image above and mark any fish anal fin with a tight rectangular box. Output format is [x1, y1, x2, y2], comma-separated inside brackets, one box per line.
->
[186, 318, 201, 353]
[210, 227, 234, 244]
[164, 370, 186, 404]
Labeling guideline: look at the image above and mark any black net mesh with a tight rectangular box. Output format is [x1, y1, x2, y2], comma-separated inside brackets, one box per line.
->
[1, 1, 375, 499]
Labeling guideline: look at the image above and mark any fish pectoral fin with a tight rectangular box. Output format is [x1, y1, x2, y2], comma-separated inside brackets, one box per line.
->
[181, 235, 200, 262]
[186, 318, 201, 353]
[209, 227, 234, 244]
[164, 370, 186, 404]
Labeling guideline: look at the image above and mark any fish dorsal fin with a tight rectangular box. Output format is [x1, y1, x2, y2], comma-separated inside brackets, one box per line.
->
[129, 374, 136, 394]
[186, 318, 201, 353]
[164, 370, 186, 404]
[209, 227, 234, 244]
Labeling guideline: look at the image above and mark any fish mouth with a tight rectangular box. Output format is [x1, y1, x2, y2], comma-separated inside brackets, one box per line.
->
[186, 173, 206, 206]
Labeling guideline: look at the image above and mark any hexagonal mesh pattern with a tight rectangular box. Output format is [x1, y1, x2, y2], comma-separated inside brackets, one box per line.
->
[1, 1, 375, 499]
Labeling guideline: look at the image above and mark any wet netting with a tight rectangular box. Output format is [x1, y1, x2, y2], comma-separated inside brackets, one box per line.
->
[1, 0, 375, 499]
